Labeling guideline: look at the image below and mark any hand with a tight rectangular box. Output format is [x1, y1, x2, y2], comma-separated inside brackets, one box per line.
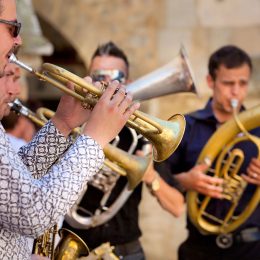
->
[242, 158, 260, 185]
[31, 254, 50, 260]
[82, 80, 140, 148]
[177, 164, 224, 198]
[52, 77, 98, 137]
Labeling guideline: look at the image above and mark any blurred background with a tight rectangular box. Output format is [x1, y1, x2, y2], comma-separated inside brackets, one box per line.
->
[16, 0, 260, 259]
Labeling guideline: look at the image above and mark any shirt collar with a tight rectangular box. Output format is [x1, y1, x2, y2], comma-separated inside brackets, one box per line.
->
[189, 98, 246, 123]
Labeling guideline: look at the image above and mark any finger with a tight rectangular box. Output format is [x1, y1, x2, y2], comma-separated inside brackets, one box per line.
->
[197, 163, 210, 171]
[242, 174, 260, 185]
[202, 174, 224, 185]
[93, 81, 103, 91]
[66, 81, 75, 90]
[84, 76, 93, 83]
[198, 185, 223, 199]
[247, 163, 260, 176]
[251, 158, 260, 167]
[100, 80, 119, 102]
[247, 168, 260, 180]
[111, 87, 127, 107]
[118, 92, 133, 113]
[123, 101, 140, 119]
[207, 190, 224, 199]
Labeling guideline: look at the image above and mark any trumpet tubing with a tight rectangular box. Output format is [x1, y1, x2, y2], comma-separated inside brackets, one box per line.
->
[9, 52, 192, 162]
[9, 100, 150, 190]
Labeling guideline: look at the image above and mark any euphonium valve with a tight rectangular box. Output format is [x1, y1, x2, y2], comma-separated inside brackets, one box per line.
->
[9, 53, 186, 162]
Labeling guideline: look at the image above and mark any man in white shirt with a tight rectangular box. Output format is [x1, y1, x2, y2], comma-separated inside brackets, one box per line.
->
[0, 1, 139, 259]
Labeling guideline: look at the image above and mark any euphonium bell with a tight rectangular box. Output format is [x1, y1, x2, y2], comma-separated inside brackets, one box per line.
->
[9, 48, 196, 162]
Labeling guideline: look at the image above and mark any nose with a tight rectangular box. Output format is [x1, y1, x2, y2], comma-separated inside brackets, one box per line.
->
[13, 81, 21, 96]
[6, 78, 21, 97]
[14, 35, 22, 46]
[231, 84, 240, 96]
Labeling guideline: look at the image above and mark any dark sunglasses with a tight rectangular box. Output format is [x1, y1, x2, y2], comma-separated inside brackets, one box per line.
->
[91, 69, 126, 83]
[0, 19, 21, 38]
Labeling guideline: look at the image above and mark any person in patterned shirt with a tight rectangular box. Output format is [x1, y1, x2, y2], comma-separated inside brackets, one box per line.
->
[0, 0, 140, 259]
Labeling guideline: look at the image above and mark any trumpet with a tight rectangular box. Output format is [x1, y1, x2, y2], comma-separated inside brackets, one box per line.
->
[9, 53, 188, 162]
[9, 99, 150, 189]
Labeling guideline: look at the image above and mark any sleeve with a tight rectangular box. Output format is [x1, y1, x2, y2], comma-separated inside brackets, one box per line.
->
[0, 124, 104, 238]
[18, 120, 73, 179]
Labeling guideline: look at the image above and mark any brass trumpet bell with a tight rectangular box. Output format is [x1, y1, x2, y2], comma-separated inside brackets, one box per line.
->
[103, 144, 151, 190]
[9, 49, 195, 161]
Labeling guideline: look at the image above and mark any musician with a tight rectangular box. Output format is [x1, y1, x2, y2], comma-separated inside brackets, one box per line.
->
[62, 41, 185, 260]
[1, 64, 37, 151]
[0, 1, 139, 259]
[163, 45, 260, 259]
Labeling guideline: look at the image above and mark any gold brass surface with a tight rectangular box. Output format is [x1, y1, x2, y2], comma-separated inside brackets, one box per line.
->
[9, 54, 189, 162]
[187, 104, 260, 234]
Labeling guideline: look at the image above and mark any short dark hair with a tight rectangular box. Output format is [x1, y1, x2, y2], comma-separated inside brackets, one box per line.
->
[91, 41, 129, 69]
[208, 45, 252, 80]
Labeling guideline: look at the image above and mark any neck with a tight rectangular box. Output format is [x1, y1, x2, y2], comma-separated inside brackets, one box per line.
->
[211, 101, 234, 124]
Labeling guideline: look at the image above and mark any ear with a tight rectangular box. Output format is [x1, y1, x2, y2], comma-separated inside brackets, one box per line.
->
[206, 74, 214, 90]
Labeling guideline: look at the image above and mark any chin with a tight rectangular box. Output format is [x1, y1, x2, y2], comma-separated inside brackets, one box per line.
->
[3, 107, 11, 117]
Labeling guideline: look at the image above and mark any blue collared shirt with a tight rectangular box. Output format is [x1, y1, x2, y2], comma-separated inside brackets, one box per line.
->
[165, 98, 260, 234]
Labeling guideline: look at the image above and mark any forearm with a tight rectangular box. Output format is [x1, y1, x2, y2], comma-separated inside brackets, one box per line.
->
[152, 175, 185, 217]
[0, 134, 104, 237]
[18, 120, 73, 178]
[174, 172, 188, 191]
[145, 171, 185, 217]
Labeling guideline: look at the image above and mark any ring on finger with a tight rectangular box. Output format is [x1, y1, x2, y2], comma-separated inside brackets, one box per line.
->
[253, 173, 258, 178]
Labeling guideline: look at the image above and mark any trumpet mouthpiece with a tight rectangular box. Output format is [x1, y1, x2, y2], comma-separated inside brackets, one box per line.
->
[8, 54, 33, 73]
[231, 99, 238, 109]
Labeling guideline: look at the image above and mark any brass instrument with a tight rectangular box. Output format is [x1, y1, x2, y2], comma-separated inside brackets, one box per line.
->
[187, 100, 260, 240]
[34, 224, 58, 259]
[9, 48, 198, 162]
[54, 228, 89, 259]
[10, 99, 150, 190]
[9, 47, 197, 231]
[83, 242, 119, 260]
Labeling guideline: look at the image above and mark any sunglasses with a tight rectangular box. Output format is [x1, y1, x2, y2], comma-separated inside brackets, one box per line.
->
[0, 19, 21, 38]
[91, 69, 126, 83]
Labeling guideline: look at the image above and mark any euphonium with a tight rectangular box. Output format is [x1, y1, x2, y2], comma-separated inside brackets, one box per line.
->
[8, 50, 195, 162]
[187, 99, 260, 239]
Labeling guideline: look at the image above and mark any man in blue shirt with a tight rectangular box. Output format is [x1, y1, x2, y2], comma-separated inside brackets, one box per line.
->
[164, 45, 260, 259]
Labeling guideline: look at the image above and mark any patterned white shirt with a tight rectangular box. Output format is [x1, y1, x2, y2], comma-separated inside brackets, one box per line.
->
[0, 121, 104, 259]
